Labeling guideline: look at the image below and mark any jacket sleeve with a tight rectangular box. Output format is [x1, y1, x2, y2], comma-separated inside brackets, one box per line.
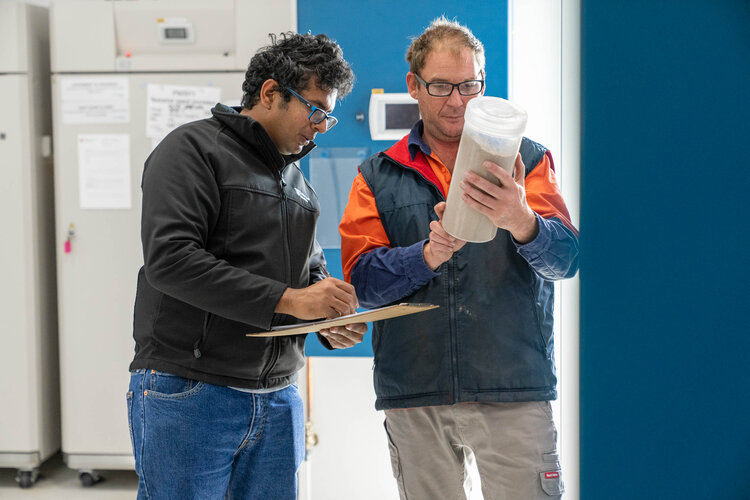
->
[517, 151, 580, 280]
[140, 130, 288, 330]
[307, 238, 329, 285]
[339, 173, 438, 309]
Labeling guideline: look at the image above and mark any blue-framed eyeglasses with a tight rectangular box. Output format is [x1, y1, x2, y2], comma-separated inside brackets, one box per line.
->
[285, 87, 338, 131]
[413, 73, 485, 97]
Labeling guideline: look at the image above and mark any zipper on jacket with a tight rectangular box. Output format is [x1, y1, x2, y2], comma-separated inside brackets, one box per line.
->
[277, 170, 291, 285]
[258, 170, 290, 387]
[193, 312, 213, 358]
[448, 254, 460, 402]
[259, 337, 280, 388]
[385, 153, 460, 400]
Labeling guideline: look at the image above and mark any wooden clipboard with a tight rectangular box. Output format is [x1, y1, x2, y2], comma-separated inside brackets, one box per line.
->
[246, 303, 439, 337]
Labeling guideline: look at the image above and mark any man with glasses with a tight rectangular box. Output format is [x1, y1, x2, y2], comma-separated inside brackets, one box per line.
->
[339, 17, 579, 500]
[128, 32, 365, 500]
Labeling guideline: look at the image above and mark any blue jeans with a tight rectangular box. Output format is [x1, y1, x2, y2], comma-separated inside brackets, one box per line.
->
[127, 369, 304, 500]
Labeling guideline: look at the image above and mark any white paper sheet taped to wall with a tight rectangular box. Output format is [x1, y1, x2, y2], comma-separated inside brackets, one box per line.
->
[77, 134, 131, 210]
[146, 84, 221, 144]
[61, 77, 130, 124]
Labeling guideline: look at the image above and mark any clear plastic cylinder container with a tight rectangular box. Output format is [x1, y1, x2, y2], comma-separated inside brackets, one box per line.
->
[442, 96, 528, 242]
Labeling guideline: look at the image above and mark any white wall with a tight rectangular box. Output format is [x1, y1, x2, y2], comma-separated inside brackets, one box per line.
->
[510, 1, 580, 498]
[298, 357, 397, 500]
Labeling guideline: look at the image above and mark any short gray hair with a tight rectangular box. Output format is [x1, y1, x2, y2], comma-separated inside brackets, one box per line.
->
[406, 16, 485, 76]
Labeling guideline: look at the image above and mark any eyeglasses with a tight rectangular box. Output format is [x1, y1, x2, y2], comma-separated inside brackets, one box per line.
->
[413, 73, 485, 97]
[284, 87, 338, 131]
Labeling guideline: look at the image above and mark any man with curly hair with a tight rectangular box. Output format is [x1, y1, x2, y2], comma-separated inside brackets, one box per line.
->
[127, 32, 362, 499]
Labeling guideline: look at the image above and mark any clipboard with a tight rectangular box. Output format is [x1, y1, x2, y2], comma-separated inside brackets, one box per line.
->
[246, 303, 439, 337]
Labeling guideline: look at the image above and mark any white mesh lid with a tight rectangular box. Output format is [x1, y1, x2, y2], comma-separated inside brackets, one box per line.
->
[464, 96, 528, 138]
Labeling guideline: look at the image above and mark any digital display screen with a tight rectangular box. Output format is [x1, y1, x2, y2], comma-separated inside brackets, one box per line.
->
[385, 103, 420, 130]
[164, 27, 188, 39]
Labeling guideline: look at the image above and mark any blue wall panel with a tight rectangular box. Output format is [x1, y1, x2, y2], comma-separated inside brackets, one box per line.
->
[299, 0, 508, 356]
[580, 1, 750, 498]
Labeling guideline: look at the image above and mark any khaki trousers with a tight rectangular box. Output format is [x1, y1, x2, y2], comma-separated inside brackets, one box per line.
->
[383, 401, 564, 500]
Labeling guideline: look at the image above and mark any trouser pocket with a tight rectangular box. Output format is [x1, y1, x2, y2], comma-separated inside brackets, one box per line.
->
[539, 469, 564, 496]
[145, 370, 204, 398]
[539, 449, 564, 496]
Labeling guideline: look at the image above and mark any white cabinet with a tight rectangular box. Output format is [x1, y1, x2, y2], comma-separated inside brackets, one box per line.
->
[0, 2, 59, 488]
[49, 0, 295, 479]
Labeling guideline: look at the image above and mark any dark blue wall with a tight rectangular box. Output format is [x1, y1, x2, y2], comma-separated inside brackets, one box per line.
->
[299, 0, 508, 356]
[580, 1, 750, 498]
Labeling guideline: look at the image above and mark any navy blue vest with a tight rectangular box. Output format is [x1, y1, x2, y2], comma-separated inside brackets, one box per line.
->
[360, 137, 557, 410]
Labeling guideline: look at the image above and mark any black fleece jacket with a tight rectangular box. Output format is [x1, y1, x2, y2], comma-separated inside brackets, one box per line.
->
[129, 104, 327, 389]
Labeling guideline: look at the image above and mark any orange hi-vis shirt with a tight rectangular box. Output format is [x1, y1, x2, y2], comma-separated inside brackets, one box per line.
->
[339, 140, 577, 283]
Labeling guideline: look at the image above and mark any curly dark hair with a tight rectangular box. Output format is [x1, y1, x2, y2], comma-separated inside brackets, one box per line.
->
[241, 32, 354, 109]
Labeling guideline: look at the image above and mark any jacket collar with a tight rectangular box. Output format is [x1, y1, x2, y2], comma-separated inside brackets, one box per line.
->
[407, 120, 432, 160]
[382, 120, 445, 197]
[211, 104, 316, 170]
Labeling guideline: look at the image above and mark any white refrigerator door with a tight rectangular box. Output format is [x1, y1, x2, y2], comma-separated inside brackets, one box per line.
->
[0, 75, 39, 462]
[52, 72, 243, 469]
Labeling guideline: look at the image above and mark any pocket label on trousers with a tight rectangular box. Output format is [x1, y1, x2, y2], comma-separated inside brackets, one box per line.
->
[539, 470, 564, 496]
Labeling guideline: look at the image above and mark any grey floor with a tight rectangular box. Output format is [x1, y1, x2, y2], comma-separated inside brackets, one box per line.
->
[0, 453, 137, 499]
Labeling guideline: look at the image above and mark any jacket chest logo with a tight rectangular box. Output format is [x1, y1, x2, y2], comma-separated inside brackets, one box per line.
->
[294, 187, 310, 203]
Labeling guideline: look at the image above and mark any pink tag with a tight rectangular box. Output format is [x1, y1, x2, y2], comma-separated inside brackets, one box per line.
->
[64, 240, 71, 254]
[545, 472, 560, 479]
